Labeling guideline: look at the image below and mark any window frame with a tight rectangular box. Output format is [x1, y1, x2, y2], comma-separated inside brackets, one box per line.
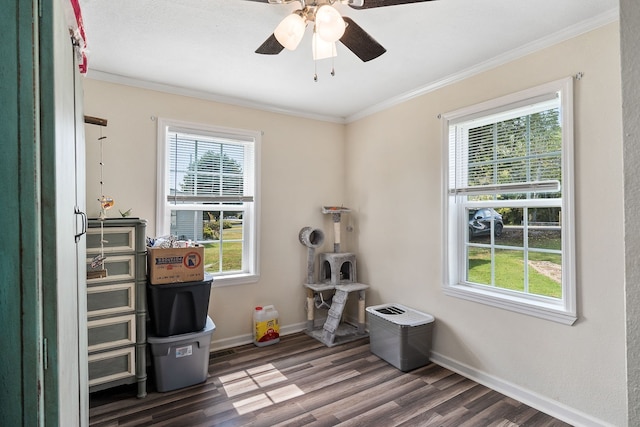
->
[441, 78, 576, 325]
[156, 118, 261, 287]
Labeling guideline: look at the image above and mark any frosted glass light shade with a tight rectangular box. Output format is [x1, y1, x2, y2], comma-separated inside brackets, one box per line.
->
[315, 5, 345, 42]
[274, 13, 306, 50]
[312, 31, 337, 60]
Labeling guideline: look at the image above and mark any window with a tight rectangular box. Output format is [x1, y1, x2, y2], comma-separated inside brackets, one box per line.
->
[442, 78, 576, 324]
[157, 119, 260, 286]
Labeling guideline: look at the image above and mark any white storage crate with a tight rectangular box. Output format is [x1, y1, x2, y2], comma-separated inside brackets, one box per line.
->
[366, 303, 434, 372]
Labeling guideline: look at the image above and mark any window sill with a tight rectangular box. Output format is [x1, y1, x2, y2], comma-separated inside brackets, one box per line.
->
[444, 284, 577, 325]
[210, 273, 259, 288]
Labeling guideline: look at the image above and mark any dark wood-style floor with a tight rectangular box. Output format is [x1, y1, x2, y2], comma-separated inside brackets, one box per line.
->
[89, 332, 572, 427]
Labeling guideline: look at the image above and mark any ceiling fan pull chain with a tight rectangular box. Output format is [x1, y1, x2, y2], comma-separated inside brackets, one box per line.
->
[314, 60, 319, 82]
[331, 57, 335, 77]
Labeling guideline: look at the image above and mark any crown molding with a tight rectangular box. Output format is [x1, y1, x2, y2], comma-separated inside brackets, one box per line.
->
[84, 70, 347, 124]
[345, 8, 619, 123]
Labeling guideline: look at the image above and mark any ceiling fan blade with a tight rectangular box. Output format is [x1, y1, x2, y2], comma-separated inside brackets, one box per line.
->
[255, 34, 285, 55]
[339, 17, 386, 62]
[349, 0, 435, 10]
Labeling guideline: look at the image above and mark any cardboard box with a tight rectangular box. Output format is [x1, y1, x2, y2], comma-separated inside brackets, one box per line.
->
[148, 246, 205, 285]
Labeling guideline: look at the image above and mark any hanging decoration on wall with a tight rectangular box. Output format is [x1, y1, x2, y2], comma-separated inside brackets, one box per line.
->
[85, 116, 111, 279]
[99, 194, 115, 216]
[97, 132, 115, 220]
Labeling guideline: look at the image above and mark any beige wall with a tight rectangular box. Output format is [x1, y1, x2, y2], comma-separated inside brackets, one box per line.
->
[346, 23, 625, 426]
[84, 21, 625, 426]
[83, 81, 345, 347]
[621, 1, 640, 424]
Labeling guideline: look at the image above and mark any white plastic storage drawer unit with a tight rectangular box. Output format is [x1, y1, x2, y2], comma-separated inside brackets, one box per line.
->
[366, 303, 434, 372]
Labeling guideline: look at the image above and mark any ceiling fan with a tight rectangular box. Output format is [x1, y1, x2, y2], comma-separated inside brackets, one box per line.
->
[250, 0, 435, 63]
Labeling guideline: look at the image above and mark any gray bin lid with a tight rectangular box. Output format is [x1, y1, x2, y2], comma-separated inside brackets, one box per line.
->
[366, 303, 434, 326]
[147, 316, 215, 343]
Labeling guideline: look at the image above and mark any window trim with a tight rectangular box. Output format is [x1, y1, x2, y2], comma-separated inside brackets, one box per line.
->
[441, 77, 576, 325]
[156, 118, 261, 287]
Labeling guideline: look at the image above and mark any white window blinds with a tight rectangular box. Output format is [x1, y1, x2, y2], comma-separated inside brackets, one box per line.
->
[449, 96, 562, 199]
[167, 131, 255, 204]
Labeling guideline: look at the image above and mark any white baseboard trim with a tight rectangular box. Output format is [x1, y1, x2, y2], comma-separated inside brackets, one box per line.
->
[209, 322, 307, 352]
[430, 351, 613, 427]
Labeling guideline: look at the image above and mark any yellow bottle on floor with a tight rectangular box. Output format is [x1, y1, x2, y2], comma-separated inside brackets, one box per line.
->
[253, 305, 280, 347]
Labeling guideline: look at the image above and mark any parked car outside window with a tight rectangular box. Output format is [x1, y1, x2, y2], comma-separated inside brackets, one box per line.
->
[469, 208, 504, 237]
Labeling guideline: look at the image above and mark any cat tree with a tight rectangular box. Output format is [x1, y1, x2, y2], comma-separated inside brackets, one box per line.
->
[299, 206, 369, 347]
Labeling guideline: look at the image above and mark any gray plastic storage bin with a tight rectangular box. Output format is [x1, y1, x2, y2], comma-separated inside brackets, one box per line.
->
[366, 303, 434, 372]
[147, 316, 215, 392]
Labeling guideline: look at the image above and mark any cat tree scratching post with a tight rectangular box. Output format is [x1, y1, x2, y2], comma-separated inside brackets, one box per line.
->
[300, 206, 369, 347]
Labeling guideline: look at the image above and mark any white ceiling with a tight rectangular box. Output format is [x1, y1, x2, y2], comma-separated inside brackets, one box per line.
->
[78, 0, 618, 122]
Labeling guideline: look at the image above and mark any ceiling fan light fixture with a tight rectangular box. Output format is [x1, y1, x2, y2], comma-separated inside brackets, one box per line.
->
[274, 13, 307, 50]
[315, 5, 346, 42]
[312, 30, 337, 60]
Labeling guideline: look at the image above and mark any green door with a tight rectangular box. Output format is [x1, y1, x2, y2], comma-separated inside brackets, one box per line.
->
[0, 0, 88, 425]
[0, 0, 45, 425]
